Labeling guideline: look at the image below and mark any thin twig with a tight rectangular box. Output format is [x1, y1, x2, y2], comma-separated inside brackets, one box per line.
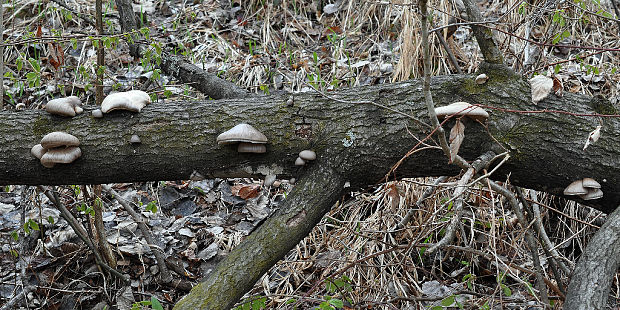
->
[517, 188, 572, 274]
[101, 184, 173, 284]
[434, 31, 462, 74]
[36, 186, 129, 283]
[393, 176, 447, 230]
[48, 0, 96, 26]
[426, 167, 474, 254]
[485, 181, 551, 307]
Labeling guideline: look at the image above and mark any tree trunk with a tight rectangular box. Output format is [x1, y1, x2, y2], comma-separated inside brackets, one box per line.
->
[174, 163, 345, 310]
[2, 68, 619, 309]
[564, 205, 620, 309]
[0, 68, 618, 214]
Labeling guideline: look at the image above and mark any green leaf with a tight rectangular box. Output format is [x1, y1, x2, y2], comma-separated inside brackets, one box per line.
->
[251, 297, 266, 310]
[325, 279, 337, 293]
[150, 296, 163, 310]
[441, 295, 455, 306]
[328, 299, 343, 308]
[29, 219, 40, 231]
[47, 216, 54, 225]
[11, 230, 18, 241]
[501, 283, 512, 297]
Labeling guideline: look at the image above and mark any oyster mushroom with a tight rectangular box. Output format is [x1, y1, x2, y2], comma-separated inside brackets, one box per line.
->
[217, 123, 268, 153]
[45, 96, 83, 116]
[130, 134, 141, 144]
[299, 150, 316, 161]
[563, 178, 603, 200]
[92, 109, 104, 118]
[40, 132, 80, 149]
[434, 102, 489, 122]
[33, 132, 82, 168]
[40, 147, 82, 168]
[563, 180, 588, 196]
[30, 144, 46, 159]
[475, 74, 488, 85]
[295, 157, 306, 166]
[101, 90, 151, 113]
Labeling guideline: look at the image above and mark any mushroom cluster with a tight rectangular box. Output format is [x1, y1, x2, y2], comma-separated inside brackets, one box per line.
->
[563, 178, 603, 200]
[45, 96, 83, 117]
[31, 132, 82, 168]
[295, 150, 316, 166]
[434, 102, 489, 122]
[217, 123, 268, 153]
[101, 90, 151, 113]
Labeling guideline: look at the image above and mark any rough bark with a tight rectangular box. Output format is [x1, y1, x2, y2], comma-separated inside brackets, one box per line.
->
[564, 205, 620, 309]
[113, 0, 139, 57]
[158, 54, 250, 99]
[174, 164, 346, 310]
[1, 69, 618, 214]
[460, 0, 505, 65]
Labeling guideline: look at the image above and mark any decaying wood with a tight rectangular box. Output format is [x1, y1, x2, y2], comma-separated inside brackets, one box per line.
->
[1, 70, 618, 214]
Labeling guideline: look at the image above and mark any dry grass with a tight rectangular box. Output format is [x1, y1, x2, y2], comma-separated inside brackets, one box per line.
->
[1, 0, 619, 309]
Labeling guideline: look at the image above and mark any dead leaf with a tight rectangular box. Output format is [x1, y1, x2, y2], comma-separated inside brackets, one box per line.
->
[583, 125, 602, 150]
[386, 184, 401, 212]
[233, 184, 260, 200]
[529, 75, 554, 103]
[47, 42, 65, 70]
[449, 119, 465, 163]
[552, 76, 563, 97]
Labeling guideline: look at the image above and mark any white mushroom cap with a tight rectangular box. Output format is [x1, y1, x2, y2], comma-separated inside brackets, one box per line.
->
[299, 150, 316, 161]
[30, 144, 47, 159]
[101, 90, 151, 113]
[40, 132, 80, 149]
[434, 102, 489, 121]
[563, 180, 587, 195]
[581, 177, 601, 189]
[295, 157, 306, 166]
[237, 143, 266, 153]
[475, 74, 488, 85]
[40, 146, 82, 168]
[45, 96, 83, 117]
[92, 109, 104, 118]
[130, 134, 141, 144]
[217, 123, 268, 145]
[580, 188, 603, 200]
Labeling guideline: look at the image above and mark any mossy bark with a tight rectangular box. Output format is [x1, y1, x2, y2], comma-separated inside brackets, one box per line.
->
[1, 74, 618, 214]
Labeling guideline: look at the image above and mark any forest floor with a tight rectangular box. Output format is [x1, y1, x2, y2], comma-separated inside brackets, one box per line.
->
[0, 0, 619, 309]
